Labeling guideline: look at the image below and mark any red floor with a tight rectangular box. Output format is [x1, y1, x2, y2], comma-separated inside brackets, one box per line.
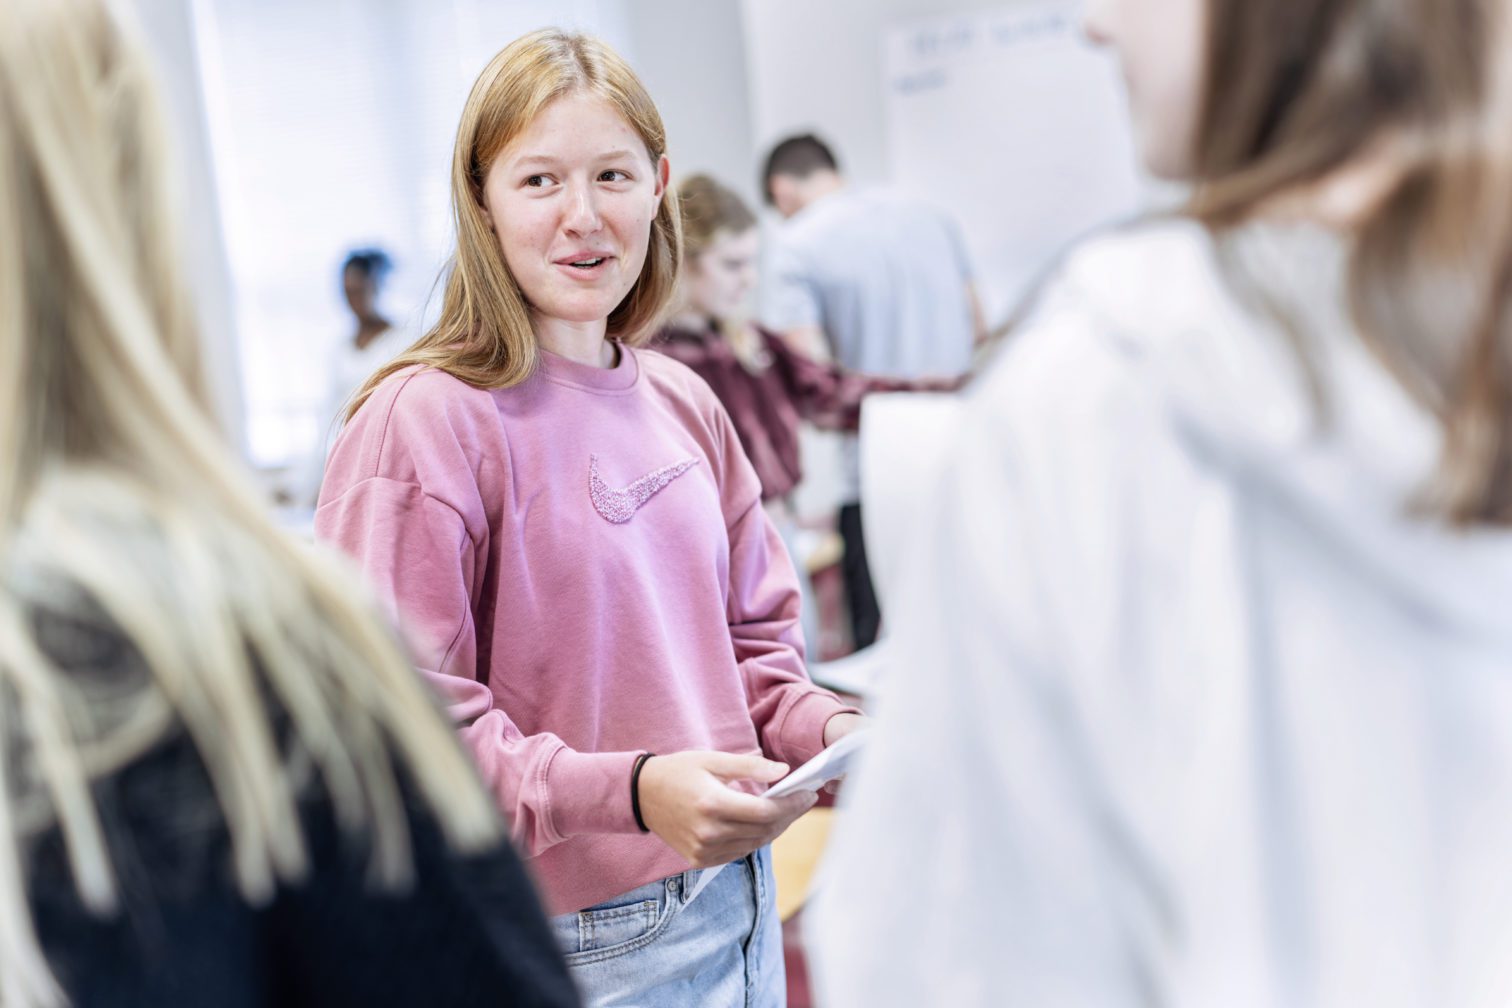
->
[784, 911, 816, 1007]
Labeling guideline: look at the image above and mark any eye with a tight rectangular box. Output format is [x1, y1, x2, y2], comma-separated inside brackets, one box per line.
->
[524, 174, 550, 188]
[598, 169, 630, 183]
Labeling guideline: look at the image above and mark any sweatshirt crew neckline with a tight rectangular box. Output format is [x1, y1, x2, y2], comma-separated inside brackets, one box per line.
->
[537, 342, 640, 394]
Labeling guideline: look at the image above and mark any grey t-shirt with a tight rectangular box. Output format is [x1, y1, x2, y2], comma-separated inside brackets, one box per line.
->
[762, 186, 975, 500]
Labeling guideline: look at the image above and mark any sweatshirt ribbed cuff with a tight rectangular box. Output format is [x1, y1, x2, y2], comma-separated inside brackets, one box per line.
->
[545, 748, 646, 838]
[777, 690, 866, 767]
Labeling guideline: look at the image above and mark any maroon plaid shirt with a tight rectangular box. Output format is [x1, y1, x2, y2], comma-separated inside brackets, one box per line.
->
[654, 321, 951, 501]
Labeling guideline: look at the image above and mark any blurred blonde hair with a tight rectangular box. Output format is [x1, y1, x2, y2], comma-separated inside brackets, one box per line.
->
[0, 2, 499, 1004]
[676, 173, 756, 261]
[349, 28, 681, 419]
[1189, 0, 1512, 524]
[672, 174, 766, 366]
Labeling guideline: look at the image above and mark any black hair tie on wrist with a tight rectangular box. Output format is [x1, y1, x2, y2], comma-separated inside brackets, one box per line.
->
[630, 752, 655, 833]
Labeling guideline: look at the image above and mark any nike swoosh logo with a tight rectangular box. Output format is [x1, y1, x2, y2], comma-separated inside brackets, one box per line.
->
[589, 454, 700, 524]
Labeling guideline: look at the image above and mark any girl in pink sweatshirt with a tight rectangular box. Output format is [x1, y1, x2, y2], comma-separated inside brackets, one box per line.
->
[315, 28, 863, 1007]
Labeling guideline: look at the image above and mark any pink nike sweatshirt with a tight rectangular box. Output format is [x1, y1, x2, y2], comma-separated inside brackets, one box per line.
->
[315, 346, 860, 914]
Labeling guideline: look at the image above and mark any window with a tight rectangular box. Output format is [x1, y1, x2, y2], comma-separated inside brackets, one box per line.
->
[192, 0, 633, 467]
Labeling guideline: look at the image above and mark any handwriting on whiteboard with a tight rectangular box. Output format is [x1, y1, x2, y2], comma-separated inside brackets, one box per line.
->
[889, 6, 1079, 95]
[882, 1, 1146, 320]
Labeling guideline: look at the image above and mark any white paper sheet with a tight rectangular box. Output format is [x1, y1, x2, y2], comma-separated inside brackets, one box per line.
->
[685, 732, 871, 903]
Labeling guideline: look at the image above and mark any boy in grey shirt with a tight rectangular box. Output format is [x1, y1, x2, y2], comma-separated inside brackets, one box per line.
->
[761, 134, 981, 648]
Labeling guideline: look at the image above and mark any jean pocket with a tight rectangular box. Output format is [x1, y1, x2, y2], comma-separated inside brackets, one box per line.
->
[553, 884, 676, 966]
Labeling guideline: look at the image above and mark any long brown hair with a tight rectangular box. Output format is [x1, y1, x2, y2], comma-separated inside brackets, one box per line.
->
[1187, 0, 1512, 524]
[348, 29, 682, 420]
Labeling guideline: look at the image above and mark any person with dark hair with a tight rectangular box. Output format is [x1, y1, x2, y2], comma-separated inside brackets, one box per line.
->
[341, 247, 395, 350]
[330, 246, 410, 426]
[288, 248, 411, 507]
[759, 134, 839, 208]
[759, 133, 983, 650]
[811, 0, 1512, 1003]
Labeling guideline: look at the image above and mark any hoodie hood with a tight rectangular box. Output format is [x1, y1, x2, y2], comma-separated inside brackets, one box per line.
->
[1048, 218, 1512, 645]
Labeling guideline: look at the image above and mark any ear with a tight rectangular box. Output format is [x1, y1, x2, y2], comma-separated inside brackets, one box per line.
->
[768, 174, 794, 217]
[476, 160, 498, 233]
[479, 189, 496, 234]
[653, 154, 671, 201]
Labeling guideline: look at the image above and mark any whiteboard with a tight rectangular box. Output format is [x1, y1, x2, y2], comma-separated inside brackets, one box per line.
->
[884, 3, 1146, 324]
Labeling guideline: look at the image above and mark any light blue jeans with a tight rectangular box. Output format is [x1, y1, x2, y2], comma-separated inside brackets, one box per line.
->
[550, 847, 784, 1007]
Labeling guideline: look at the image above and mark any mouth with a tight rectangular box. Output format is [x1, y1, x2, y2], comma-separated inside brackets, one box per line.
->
[555, 253, 615, 275]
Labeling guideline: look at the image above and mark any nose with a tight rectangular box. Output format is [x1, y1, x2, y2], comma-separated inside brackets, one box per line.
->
[736, 262, 757, 298]
[563, 182, 603, 236]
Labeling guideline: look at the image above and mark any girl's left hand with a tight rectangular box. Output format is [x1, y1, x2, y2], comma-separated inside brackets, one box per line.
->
[820, 712, 869, 795]
[823, 712, 867, 747]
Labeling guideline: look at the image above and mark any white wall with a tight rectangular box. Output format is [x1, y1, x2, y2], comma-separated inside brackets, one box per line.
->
[127, 0, 764, 467]
[741, 0, 1023, 188]
[129, 0, 245, 453]
[188, 0, 636, 468]
[627, 0, 760, 210]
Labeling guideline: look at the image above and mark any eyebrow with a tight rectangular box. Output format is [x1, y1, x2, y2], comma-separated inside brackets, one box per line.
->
[511, 149, 640, 168]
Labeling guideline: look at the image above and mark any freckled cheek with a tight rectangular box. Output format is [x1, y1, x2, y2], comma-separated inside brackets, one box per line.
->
[611, 218, 655, 272]
[498, 215, 558, 273]
[610, 206, 654, 241]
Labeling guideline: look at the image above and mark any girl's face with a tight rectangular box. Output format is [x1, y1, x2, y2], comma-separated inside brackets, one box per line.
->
[686, 227, 759, 322]
[1084, 0, 1208, 180]
[482, 90, 668, 331]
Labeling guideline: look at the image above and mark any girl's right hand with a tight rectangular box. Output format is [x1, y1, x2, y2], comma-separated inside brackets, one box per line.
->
[636, 750, 818, 868]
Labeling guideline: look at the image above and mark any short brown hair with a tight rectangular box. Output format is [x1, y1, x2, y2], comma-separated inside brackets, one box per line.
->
[760, 133, 838, 205]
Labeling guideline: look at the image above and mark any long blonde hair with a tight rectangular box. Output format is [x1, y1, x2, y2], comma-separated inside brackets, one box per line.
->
[0, 2, 499, 1004]
[1188, 0, 1512, 524]
[349, 28, 682, 419]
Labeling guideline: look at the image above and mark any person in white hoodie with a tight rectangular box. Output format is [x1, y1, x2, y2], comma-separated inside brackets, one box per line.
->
[808, 0, 1512, 1005]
